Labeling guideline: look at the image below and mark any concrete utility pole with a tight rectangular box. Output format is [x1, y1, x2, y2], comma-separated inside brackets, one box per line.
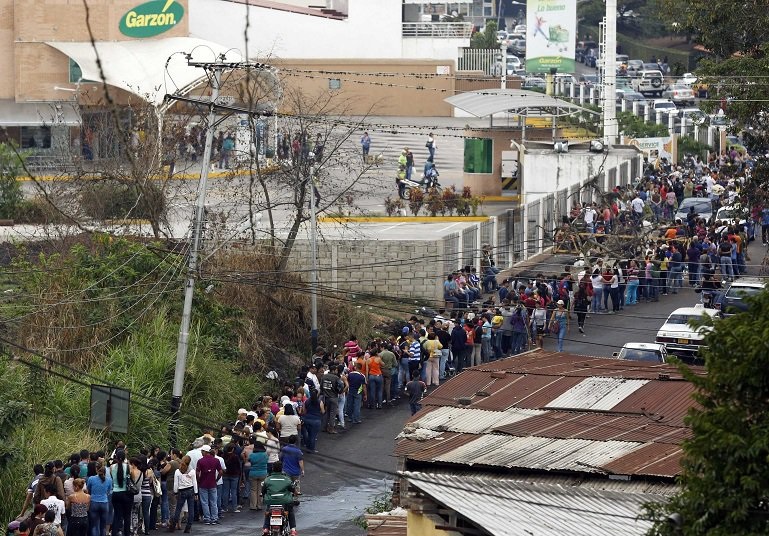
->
[169, 62, 222, 448]
[308, 167, 319, 352]
[602, 0, 618, 144]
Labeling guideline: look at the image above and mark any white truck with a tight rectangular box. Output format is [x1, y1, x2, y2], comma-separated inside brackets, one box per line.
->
[631, 70, 668, 97]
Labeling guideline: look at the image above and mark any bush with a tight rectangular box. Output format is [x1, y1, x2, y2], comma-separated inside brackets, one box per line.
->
[408, 188, 424, 216]
[80, 180, 166, 221]
[425, 187, 443, 217]
[0, 143, 25, 220]
[14, 197, 68, 224]
[384, 196, 403, 217]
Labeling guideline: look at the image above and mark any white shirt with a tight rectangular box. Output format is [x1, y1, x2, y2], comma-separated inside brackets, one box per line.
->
[173, 468, 198, 494]
[185, 447, 203, 471]
[278, 414, 302, 438]
[215, 455, 226, 485]
[631, 197, 645, 214]
[306, 371, 320, 391]
[584, 207, 596, 223]
[41, 497, 65, 524]
[591, 269, 603, 289]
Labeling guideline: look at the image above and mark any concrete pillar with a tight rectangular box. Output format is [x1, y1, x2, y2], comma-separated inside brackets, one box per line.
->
[668, 112, 675, 133]
[632, 100, 639, 116]
[694, 124, 699, 143]
[579, 84, 585, 106]
[656, 110, 663, 125]
[621, 97, 627, 113]
[569, 81, 576, 101]
[681, 115, 687, 137]
[645, 103, 652, 123]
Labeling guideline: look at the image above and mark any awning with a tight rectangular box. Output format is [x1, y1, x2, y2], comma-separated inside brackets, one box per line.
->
[46, 37, 243, 106]
[0, 100, 80, 126]
[445, 88, 589, 117]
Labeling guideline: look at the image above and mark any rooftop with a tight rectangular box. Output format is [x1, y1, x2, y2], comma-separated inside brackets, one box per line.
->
[396, 351, 703, 480]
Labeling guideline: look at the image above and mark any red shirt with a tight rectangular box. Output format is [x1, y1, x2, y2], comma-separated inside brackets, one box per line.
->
[196, 454, 220, 489]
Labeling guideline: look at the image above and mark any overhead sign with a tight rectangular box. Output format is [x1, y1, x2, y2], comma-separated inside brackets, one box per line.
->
[526, 0, 576, 74]
[120, 0, 184, 38]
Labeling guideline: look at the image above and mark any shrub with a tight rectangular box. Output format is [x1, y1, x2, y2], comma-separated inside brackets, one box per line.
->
[383, 196, 403, 217]
[425, 187, 443, 216]
[442, 186, 458, 215]
[80, 180, 166, 221]
[15, 197, 68, 224]
[0, 143, 25, 220]
[408, 188, 424, 216]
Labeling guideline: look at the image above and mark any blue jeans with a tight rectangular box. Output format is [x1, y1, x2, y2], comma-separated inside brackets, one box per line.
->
[337, 393, 346, 427]
[556, 324, 567, 352]
[625, 279, 638, 304]
[217, 483, 223, 512]
[222, 476, 239, 513]
[172, 488, 195, 529]
[398, 358, 410, 389]
[439, 349, 449, 379]
[389, 367, 399, 399]
[346, 391, 362, 423]
[410, 402, 422, 415]
[303, 416, 322, 450]
[89, 501, 109, 536]
[481, 338, 492, 362]
[511, 331, 527, 354]
[141, 494, 153, 533]
[592, 287, 603, 311]
[160, 481, 169, 523]
[199, 487, 219, 523]
[368, 374, 383, 407]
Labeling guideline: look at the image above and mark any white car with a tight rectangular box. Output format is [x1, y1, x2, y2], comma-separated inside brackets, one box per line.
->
[714, 205, 756, 240]
[681, 72, 697, 86]
[613, 342, 668, 363]
[653, 99, 677, 113]
[656, 304, 718, 356]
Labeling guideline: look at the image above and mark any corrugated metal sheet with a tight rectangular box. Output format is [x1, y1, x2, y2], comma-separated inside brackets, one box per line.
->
[475, 352, 705, 380]
[433, 434, 644, 473]
[405, 472, 662, 536]
[410, 405, 545, 434]
[545, 377, 650, 410]
[422, 370, 493, 404]
[472, 373, 584, 410]
[611, 381, 698, 427]
[601, 443, 684, 477]
[395, 433, 476, 462]
[498, 412, 691, 444]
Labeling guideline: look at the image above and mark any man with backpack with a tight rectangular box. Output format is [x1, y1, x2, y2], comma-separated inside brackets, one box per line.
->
[320, 365, 344, 434]
[509, 297, 529, 355]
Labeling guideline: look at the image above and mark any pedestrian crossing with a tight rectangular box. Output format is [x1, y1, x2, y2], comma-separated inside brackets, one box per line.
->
[351, 128, 465, 172]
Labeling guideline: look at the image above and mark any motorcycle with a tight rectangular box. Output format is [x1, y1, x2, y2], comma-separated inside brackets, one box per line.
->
[396, 165, 441, 200]
[268, 505, 291, 536]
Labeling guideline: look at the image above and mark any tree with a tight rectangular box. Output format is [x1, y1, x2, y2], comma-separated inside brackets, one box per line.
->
[470, 21, 498, 49]
[643, 291, 769, 535]
[0, 143, 25, 220]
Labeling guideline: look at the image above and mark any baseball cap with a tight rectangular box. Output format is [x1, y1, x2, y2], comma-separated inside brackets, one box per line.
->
[402, 326, 410, 335]
[557, 300, 565, 306]
[200, 445, 211, 452]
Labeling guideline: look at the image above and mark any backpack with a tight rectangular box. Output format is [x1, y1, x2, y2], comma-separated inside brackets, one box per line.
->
[126, 473, 141, 496]
[473, 325, 483, 341]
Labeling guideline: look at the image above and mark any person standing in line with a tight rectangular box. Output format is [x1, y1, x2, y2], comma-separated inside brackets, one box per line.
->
[195, 446, 220, 526]
[66, 478, 90, 536]
[169, 456, 196, 534]
[406, 371, 427, 415]
[379, 343, 397, 404]
[573, 283, 589, 335]
[320, 364, 344, 433]
[360, 132, 371, 162]
[426, 132, 436, 161]
[247, 442, 269, 511]
[278, 436, 304, 499]
[549, 300, 569, 353]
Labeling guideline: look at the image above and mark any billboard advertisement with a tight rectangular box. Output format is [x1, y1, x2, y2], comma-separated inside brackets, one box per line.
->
[624, 136, 676, 165]
[526, 0, 576, 74]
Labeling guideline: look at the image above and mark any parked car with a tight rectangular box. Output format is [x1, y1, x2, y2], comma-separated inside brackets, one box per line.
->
[616, 88, 646, 102]
[522, 76, 546, 90]
[678, 107, 706, 125]
[613, 342, 668, 363]
[616, 75, 633, 89]
[508, 39, 526, 56]
[675, 197, 713, 223]
[631, 70, 668, 97]
[626, 59, 644, 76]
[509, 24, 526, 38]
[662, 83, 695, 106]
[652, 99, 677, 113]
[713, 278, 764, 316]
[497, 30, 509, 43]
[681, 72, 698, 86]
[714, 205, 756, 240]
[579, 74, 598, 88]
[655, 304, 718, 358]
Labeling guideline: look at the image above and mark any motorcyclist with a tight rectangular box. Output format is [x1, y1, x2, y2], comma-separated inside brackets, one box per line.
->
[697, 270, 722, 308]
[261, 461, 297, 536]
[424, 161, 440, 188]
[396, 164, 407, 199]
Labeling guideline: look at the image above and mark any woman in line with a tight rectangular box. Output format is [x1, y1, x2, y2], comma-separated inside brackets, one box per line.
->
[109, 450, 131, 536]
[66, 478, 90, 536]
[168, 456, 196, 534]
[86, 463, 111, 536]
[247, 442, 269, 512]
[548, 300, 570, 352]
[531, 301, 548, 349]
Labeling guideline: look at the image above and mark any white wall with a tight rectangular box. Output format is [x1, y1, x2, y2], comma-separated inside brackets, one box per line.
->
[401, 37, 468, 63]
[522, 148, 640, 202]
[190, 0, 404, 60]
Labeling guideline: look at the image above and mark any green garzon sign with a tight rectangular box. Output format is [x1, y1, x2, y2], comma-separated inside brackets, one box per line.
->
[119, 0, 184, 38]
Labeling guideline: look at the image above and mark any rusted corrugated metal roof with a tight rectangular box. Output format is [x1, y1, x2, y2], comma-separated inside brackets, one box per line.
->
[611, 380, 698, 427]
[422, 370, 494, 404]
[411, 405, 545, 434]
[395, 433, 475, 461]
[545, 377, 650, 410]
[601, 442, 684, 477]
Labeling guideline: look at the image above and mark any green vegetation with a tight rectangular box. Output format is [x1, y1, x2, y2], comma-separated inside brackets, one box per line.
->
[676, 136, 711, 163]
[353, 491, 394, 529]
[644, 289, 769, 534]
[563, 104, 669, 138]
[0, 235, 379, 524]
[470, 20, 498, 49]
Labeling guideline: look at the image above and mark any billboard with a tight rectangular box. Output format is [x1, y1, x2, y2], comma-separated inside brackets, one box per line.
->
[526, 0, 577, 74]
[624, 136, 676, 165]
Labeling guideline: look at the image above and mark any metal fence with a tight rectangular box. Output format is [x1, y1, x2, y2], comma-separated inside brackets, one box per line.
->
[543, 195, 555, 252]
[443, 232, 460, 276]
[462, 225, 477, 268]
[457, 47, 498, 73]
[480, 218, 494, 248]
[526, 200, 540, 257]
[403, 22, 474, 38]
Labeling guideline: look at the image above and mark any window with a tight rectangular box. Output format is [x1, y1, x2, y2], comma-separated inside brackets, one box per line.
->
[69, 58, 82, 83]
[20, 127, 51, 149]
[329, 79, 341, 90]
[464, 138, 492, 173]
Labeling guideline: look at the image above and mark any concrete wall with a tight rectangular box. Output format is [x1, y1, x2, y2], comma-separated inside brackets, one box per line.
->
[522, 146, 642, 202]
[288, 239, 445, 303]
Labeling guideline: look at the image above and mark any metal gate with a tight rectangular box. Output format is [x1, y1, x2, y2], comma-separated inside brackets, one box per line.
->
[462, 225, 477, 268]
[443, 232, 460, 276]
[527, 200, 540, 257]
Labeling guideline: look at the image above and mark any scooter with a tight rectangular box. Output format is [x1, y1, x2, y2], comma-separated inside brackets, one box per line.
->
[268, 505, 291, 536]
[397, 165, 441, 200]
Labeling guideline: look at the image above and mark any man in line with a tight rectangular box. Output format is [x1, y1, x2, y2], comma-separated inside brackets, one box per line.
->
[196, 445, 222, 525]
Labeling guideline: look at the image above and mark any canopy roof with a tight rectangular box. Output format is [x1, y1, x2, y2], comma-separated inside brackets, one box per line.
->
[445, 88, 589, 118]
[46, 38, 242, 106]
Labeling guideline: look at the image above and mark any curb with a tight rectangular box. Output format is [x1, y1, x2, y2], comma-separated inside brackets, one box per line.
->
[481, 195, 520, 203]
[318, 216, 490, 223]
[18, 165, 280, 182]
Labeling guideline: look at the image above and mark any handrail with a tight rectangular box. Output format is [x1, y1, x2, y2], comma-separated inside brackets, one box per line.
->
[402, 22, 473, 39]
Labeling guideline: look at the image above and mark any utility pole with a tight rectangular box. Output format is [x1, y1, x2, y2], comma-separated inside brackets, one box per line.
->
[164, 56, 274, 447]
[500, 42, 508, 90]
[308, 168, 319, 352]
[602, 0, 618, 144]
[169, 62, 222, 448]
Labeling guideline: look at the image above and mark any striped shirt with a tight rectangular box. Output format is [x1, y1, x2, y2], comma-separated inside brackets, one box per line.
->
[408, 341, 421, 362]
